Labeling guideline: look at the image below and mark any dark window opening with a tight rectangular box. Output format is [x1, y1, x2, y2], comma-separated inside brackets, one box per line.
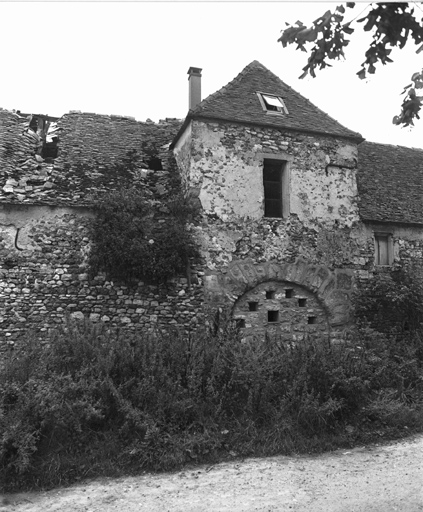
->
[146, 157, 163, 171]
[266, 291, 275, 299]
[268, 310, 279, 323]
[308, 317, 317, 324]
[41, 138, 59, 161]
[236, 319, 246, 329]
[285, 289, 293, 298]
[263, 159, 284, 218]
[298, 298, 307, 307]
[29, 117, 38, 132]
[248, 301, 259, 312]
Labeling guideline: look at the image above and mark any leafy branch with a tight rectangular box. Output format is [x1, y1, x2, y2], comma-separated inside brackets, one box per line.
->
[278, 2, 423, 127]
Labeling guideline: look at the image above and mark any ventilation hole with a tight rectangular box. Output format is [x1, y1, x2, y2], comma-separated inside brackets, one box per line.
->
[147, 157, 163, 171]
[268, 310, 279, 323]
[298, 298, 307, 307]
[285, 289, 294, 298]
[236, 319, 246, 329]
[266, 291, 275, 299]
[248, 302, 258, 312]
[308, 317, 317, 325]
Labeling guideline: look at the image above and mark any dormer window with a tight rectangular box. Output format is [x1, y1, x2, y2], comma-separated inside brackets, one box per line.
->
[257, 92, 289, 115]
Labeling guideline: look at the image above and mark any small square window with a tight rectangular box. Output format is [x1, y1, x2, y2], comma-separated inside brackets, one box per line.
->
[268, 310, 279, 323]
[248, 301, 259, 312]
[285, 289, 294, 298]
[308, 316, 317, 325]
[374, 233, 393, 266]
[266, 291, 275, 299]
[235, 319, 246, 329]
[298, 298, 307, 307]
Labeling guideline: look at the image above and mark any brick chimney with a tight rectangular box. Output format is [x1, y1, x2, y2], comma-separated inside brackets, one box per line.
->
[187, 67, 202, 110]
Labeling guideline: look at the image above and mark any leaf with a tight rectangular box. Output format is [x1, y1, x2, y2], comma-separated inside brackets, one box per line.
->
[343, 22, 354, 35]
[357, 69, 366, 80]
[337, 4, 345, 14]
[299, 28, 318, 42]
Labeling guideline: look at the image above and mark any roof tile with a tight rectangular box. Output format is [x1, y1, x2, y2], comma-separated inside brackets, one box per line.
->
[358, 141, 423, 224]
[190, 60, 363, 140]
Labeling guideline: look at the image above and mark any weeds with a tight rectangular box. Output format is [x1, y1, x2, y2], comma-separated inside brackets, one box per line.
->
[1, 317, 423, 492]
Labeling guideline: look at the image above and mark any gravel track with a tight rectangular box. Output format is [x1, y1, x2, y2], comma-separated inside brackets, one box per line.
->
[2, 434, 423, 512]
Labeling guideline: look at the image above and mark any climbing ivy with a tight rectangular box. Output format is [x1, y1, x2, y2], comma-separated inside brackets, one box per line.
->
[89, 187, 198, 284]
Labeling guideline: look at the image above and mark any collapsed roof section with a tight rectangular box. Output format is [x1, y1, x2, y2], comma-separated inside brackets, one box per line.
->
[0, 108, 182, 206]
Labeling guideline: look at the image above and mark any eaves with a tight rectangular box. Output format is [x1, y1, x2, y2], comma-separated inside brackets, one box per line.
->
[170, 112, 365, 149]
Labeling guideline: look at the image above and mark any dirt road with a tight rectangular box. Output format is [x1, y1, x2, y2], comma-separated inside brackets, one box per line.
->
[3, 435, 423, 512]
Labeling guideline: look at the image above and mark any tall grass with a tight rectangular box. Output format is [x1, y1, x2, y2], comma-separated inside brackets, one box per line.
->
[1, 318, 423, 491]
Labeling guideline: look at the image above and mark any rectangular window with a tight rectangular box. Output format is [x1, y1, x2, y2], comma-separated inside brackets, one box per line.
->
[263, 159, 284, 218]
[375, 233, 393, 266]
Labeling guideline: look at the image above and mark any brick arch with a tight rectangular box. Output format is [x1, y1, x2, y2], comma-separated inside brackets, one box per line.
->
[221, 258, 353, 328]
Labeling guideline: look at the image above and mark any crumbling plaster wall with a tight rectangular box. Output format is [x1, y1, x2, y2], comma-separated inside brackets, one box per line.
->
[177, 120, 359, 226]
[175, 119, 369, 335]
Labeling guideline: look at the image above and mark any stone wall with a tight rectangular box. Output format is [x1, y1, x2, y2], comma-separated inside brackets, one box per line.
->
[0, 204, 203, 352]
[0, 109, 204, 354]
[175, 119, 369, 338]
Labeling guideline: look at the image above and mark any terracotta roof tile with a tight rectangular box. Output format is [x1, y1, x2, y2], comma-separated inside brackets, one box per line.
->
[358, 141, 423, 224]
[189, 60, 363, 140]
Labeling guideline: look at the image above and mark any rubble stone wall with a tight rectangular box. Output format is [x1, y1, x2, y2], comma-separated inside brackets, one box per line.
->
[0, 204, 203, 353]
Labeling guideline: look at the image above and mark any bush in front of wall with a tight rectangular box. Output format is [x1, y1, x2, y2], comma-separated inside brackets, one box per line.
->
[89, 187, 198, 284]
[354, 268, 423, 333]
[2, 316, 423, 492]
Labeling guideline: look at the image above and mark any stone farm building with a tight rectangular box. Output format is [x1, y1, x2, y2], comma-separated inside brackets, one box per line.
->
[1, 60, 423, 351]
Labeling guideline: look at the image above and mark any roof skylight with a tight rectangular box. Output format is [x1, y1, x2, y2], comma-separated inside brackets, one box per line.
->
[257, 92, 289, 115]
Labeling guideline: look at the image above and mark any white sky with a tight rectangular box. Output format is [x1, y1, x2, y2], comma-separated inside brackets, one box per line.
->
[0, 1, 422, 149]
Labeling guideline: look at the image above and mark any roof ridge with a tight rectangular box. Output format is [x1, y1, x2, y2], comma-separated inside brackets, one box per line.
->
[176, 60, 363, 143]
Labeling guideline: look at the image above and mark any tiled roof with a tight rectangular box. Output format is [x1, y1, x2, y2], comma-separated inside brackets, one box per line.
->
[358, 141, 423, 224]
[188, 60, 363, 140]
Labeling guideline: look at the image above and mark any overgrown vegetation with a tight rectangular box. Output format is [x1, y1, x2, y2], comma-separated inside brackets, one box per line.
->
[2, 284, 423, 491]
[355, 268, 423, 333]
[89, 187, 198, 284]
